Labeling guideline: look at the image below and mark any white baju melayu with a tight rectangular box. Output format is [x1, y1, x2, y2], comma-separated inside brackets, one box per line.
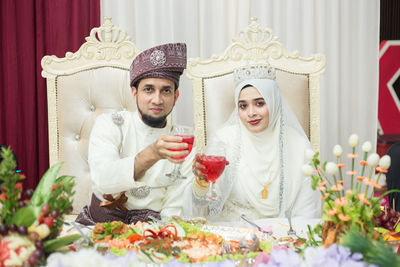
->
[183, 79, 320, 221]
[89, 110, 194, 218]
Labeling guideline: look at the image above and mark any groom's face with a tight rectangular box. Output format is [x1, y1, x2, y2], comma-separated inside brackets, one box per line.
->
[132, 77, 179, 128]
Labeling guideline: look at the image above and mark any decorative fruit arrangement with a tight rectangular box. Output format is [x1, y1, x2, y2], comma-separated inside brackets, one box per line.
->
[375, 206, 400, 232]
[0, 147, 80, 267]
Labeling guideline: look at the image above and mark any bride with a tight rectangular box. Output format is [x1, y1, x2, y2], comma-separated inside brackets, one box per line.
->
[183, 64, 320, 221]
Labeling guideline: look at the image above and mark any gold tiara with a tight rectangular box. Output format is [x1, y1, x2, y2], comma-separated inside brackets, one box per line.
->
[233, 64, 276, 86]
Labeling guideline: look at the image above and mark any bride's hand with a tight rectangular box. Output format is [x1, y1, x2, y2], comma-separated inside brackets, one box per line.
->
[192, 154, 207, 181]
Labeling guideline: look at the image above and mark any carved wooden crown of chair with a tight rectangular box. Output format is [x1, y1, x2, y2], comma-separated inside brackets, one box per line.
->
[41, 18, 140, 213]
[187, 18, 326, 152]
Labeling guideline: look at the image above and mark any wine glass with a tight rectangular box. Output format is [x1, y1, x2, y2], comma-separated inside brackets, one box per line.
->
[198, 145, 227, 201]
[165, 125, 194, 180]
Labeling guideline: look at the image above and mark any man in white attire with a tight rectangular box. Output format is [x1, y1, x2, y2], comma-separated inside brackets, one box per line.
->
[186, 64, 320, 221]
[76, 43, 194, 225]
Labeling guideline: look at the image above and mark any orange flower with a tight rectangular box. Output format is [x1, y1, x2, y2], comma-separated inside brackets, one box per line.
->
[346, 190, 353, 195]
[373, 183, 382, 189]
[321, 193, 331, 200]
[347, 153, 359, 159]
[331, 184, 344, 191]
[317, 181, 328, 191]
[376, 167, 388, 173]
[337, 180, 346, 184]
[14, 183, 23, 192]
[358, 193, 371, 205]
[319, 181, 328, 186]
[337, 164, 346, 169]
[0, 194, 7, 200]
[338, 213, 350, 221]
[356, 176, 366, 181]
[364, 179, 382, 189]
[318, 185, 326, 192]
[51, 184, 63, 192]
[359, 160, 368, 166]
[314, 168, 322, 174]
[328, 207, 338, 216]
[335, 197, 347, 207]
[363, 178, 375, 187]
[346, 171, 357, 175]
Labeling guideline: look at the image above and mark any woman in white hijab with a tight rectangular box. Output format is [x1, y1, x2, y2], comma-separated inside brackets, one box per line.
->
[184, 65, 320, 221]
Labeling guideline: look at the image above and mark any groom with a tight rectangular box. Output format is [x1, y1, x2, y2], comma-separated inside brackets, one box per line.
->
[76, 43, 195, 225]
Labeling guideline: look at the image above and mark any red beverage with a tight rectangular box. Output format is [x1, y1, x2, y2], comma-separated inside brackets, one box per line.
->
[171, 135, 194, 159]
[198, 154, 226, 182]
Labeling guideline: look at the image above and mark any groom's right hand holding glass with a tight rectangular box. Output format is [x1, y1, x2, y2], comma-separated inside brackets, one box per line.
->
[153, 134, 190, 164]
[134, 134, 189, 180]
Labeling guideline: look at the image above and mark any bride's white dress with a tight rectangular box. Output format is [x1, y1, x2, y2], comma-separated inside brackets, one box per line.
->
[183, 78, 321, 221]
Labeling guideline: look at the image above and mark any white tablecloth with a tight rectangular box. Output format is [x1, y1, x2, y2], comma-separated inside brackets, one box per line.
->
[213, 217, 321, 239]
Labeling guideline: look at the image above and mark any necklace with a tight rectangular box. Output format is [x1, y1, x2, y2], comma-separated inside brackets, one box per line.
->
[261, 182, 272, 199]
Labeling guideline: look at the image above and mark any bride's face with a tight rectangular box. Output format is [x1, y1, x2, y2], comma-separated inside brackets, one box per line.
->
[237, 86, 270, 133]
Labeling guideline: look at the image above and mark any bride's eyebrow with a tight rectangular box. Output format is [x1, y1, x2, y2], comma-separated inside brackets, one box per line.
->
[253, 98, 264, 101]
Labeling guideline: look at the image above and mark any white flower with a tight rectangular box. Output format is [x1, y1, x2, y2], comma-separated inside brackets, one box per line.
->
[367, 153, 380, 167]
[379, 155, 391, 169]
[305, 149, 315, 161]
[326, 162, 338, 175]
[333, 145, 343, 157]
[362, 141, 372, 152]
[348, 134, 359, 147]
[302, 165, 314, 176]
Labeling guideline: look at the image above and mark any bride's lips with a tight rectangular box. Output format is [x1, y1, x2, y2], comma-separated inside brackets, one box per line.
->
[248, 119, 261, 125]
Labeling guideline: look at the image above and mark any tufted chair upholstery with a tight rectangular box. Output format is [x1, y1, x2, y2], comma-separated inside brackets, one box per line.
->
[187, 18, 326, 153]
[41, 18, 140, 213]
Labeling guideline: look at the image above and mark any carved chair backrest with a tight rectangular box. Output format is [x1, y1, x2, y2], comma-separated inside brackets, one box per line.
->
[41, 18, 140, 213]
[187, 18, 326, 153]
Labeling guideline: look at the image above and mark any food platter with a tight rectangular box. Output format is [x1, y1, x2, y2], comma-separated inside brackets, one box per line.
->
[82, 218, 304, 264]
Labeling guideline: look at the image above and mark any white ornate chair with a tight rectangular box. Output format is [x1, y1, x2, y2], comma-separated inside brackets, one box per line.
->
[41, 18, 140, 214]
[187, 18, 326, 152]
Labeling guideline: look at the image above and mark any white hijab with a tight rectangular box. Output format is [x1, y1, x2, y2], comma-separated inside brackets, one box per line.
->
[235, 79, 282, 216]
[209, 78, 311, 218]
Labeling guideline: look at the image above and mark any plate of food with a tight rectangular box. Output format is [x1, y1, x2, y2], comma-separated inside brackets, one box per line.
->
[85, 217, 304, 264]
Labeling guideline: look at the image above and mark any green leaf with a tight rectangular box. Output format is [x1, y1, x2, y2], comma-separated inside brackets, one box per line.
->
[379, 189, 400, 199]
[110, 247, 127, 256]
[322, 161, 327, 171]
[259, 240, 273, 252]
[11, 206, 40, 227]
[96, 233, 106, 240]
[341, 226, 400, 267]
[43, 234, 81, 253]
[30, 163, 63, 207]
[311, 175, 319, 190]
[375, 227, 390, 234]
[11, 206, 40, 226]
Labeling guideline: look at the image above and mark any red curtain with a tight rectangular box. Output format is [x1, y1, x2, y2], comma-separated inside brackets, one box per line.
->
[0, 0, 100, 191]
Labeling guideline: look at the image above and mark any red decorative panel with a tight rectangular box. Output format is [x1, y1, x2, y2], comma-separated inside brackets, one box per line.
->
[379, 40, 400, 134]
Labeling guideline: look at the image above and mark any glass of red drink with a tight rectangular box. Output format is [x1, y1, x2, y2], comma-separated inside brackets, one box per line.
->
[198, 145, 227, 201]
[166, 125, 194, 180]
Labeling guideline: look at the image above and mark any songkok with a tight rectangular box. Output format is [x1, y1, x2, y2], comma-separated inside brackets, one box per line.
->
[130, 43, 187, 89]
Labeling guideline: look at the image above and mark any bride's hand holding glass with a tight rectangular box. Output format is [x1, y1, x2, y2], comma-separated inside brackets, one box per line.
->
[193, 145, 229, 201]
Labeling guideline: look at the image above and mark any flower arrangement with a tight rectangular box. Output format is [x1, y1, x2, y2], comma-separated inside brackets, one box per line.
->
[302, 134, 393, 247]
[0, 147, 80, 267]
[45, 242, 377, 267]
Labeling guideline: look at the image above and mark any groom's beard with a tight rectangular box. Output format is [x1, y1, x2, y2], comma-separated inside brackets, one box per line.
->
[137, 105, 172, 128]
